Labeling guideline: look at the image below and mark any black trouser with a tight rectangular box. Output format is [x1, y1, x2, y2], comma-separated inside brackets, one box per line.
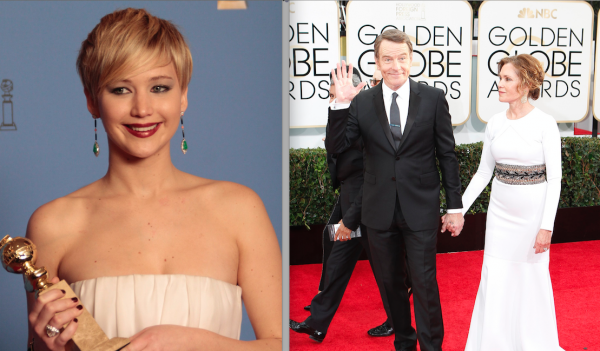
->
[368, 199, 443, 351]
[305, 223, 392, 334]
[318, 199, 341, 292]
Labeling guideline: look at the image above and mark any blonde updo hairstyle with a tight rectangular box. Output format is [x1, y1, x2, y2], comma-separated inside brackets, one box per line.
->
[76, 8, 193, 107]
[497, 54, 544, 100]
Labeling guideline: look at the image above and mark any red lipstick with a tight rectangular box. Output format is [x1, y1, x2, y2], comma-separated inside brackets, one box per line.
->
[124, 123, 161, 138]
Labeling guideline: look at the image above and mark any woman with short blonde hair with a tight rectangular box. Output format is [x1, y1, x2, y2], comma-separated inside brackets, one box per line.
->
[25, 8, 281, 351]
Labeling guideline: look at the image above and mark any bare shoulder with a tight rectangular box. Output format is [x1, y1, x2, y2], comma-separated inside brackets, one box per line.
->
[27, 188, 90, 244]
[193, 177, 267, 218]
[183, 174, 274, 238]
[26, 181, 101, 275]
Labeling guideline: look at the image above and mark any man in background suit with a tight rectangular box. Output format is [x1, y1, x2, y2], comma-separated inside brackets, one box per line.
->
[326, 29, 464, 351]
[306, 67, 366, 305]
[290, 67, 395, 342]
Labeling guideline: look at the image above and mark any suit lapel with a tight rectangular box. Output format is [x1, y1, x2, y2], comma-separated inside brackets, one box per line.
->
[373, 84, 396, 151]
[398, 79, 421, 152]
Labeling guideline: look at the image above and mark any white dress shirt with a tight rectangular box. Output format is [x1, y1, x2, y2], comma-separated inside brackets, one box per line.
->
[382, 79, 410, 133]
[329, 79, 462, 214]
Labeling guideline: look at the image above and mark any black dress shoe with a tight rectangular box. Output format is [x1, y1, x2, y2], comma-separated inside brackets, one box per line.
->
[368, 321, 394, 337]
[396, 346, 417, 351]
[304, 304, 311, 311]
[289, 319, 326, 342]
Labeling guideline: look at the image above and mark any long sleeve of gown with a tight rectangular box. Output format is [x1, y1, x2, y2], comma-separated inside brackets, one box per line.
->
[540, 119, 562, 231]
[461, 122, 496, 216]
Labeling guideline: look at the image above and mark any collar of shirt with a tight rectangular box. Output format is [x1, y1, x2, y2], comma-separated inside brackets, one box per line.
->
[381, 78, 410, 101]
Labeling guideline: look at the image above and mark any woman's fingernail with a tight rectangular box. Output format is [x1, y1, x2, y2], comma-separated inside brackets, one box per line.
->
[77, 305, 83, 310]
[71, 297, 78, 303]
[74, 318, 78, 323]
[61, 290, 66, 294]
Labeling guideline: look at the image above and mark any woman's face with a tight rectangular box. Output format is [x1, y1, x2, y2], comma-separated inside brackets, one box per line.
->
[88, 62, 188, 159]
[498, 63, 527, 103]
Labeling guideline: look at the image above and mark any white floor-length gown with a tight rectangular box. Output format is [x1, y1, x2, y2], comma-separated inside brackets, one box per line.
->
[70, 274, 243, 340]
[461, 107, 564, 351]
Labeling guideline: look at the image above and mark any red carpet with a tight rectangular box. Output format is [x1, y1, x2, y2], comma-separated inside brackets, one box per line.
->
[290, 240, 600, 351]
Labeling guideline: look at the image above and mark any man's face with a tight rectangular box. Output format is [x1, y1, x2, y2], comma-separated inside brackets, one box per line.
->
[374, 40, 412, 90]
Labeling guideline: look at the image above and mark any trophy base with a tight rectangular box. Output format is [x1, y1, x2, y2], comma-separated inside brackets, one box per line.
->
[40, 281, 130, 351]
[0, 123, 16, 131]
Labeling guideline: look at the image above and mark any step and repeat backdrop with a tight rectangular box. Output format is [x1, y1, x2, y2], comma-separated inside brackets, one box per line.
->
[477, 1, 594, 123]
[346, 1, 473, 126]
[289, 1, 340, 128]
[290, 1, 600, 146]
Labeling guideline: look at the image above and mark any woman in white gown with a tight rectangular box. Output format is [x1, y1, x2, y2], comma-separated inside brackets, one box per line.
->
[447, 54, 564, 350]
[24, 8, 281, 351]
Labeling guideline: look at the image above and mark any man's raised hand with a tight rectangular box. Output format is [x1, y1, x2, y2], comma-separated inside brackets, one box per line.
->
[331, 61, 367, 104]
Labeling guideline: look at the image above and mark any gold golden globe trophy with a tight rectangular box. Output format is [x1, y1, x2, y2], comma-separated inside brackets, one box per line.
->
[0, 235, 130, 351]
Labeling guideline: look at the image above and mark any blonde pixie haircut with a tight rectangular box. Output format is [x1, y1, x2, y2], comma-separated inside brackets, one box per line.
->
[77, 8, 193, 105]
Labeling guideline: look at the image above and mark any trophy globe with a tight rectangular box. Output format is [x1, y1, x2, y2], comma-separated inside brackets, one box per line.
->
[1, 79, 13, 95]
[1, 234, 131, 350]
[0, 235, 51, 292]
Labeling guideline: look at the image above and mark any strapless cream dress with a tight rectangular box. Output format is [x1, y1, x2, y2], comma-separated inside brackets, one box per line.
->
[69, 274, 242, 340]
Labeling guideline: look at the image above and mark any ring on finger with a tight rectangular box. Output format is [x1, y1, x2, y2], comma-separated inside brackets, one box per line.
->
[45, 324, 60, 338]
[543, 247, 548, 252]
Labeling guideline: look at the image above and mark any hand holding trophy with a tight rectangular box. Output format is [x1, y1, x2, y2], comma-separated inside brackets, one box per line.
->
[0, 235, 130, 351]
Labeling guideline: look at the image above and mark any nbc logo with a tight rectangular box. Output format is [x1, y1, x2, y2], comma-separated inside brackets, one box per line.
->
[518, 8, 557, 19]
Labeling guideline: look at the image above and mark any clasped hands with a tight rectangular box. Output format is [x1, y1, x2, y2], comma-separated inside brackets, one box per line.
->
[440, 213, 465, 237]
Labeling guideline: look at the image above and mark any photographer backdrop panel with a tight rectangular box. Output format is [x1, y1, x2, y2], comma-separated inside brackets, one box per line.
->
[346, 0, 473, 126]
[0, 1, 281, 347]
[289, 2, 581, 148]
[477, 0, 594, 123]
[592, 8, 600, 122]
[289, 1, 340, 128]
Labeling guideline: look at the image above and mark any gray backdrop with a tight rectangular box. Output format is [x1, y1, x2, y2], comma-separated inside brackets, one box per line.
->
[0, 1, 282, 348]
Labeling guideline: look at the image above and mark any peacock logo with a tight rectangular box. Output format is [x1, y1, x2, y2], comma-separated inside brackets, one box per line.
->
[518, 8, 534, 18]
[518, 8, 557, 19]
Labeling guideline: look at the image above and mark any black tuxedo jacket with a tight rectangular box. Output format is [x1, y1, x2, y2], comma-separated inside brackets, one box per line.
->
[325, 79, 462, 231]
[325, 124, 364, 231]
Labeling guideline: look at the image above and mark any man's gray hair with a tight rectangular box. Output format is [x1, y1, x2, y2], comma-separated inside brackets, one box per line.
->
[374, 29, 413, 58]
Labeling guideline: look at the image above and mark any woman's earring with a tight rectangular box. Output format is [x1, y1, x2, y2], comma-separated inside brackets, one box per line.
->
[92, 116, 100, 157]
[521, 94, 528, 104]
[180, 112, 187, 155]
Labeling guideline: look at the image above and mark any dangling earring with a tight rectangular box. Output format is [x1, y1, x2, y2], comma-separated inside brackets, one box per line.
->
[521, 94, 528, 104]
[180, 112, 187, 155]
[92, 116, 100, 157]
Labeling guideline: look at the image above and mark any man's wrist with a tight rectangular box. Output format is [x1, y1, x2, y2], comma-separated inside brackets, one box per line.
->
[329, 99, 351, 110]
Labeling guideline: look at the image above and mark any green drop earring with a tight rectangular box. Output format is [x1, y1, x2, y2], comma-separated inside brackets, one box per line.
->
[180, 111, 188, 154]
[92, 116, 100, 157]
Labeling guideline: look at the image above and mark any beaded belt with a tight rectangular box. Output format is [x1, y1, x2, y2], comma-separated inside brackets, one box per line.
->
[494, 163, 546, 185]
